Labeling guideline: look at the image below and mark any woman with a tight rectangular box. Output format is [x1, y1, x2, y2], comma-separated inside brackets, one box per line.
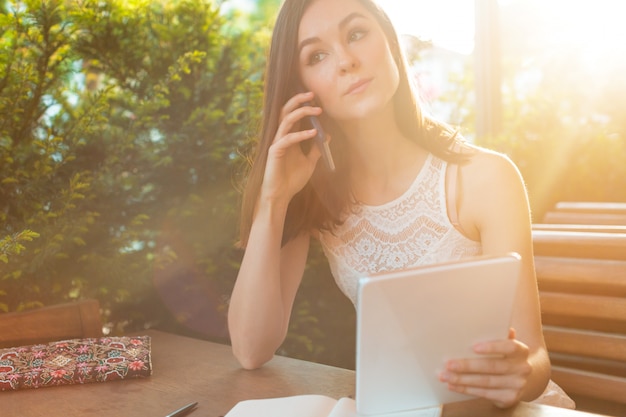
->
[228, 0, 573, 409]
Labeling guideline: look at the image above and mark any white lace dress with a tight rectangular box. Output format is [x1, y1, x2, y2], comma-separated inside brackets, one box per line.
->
[317, 153, 576, 409]
[319, 153, 481, 306]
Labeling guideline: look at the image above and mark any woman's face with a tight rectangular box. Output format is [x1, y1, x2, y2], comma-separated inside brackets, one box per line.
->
[297, 0, 399, 123]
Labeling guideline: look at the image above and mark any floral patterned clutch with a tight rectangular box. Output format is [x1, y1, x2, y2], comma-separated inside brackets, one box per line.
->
[0, 336, 152, 391]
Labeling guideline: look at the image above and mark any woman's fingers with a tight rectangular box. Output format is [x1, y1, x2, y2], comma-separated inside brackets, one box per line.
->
[270, 128, 318, 152]
[472, 336, 526, 356]
[447, 384, 522, 409]
[440, 363, 528, 408]
[275, 106, 322, 145]
[442, 340, 530, 377]
[275, 91, 322, 141]
[440, 364, 529, 387]
[279, 91, 315, 121]
[438, 333, 531, 408]
[267, 130, 321, 177]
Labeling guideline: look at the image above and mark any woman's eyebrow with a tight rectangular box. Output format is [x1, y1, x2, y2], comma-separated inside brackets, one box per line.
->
[298, 12, 367, 53]
[338, 12, 366, 31]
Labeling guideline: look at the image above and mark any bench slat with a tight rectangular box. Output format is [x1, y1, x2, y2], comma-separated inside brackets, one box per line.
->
[535, 256, 626, 296]
[551, 366, 626, 404]
[532, 223, 626, 233]
[553, 201, 626, 214]
[542, 211, 626, 226]
[549, 353, 626, 378]
[540, 292, 626, 326]
[543, 326, 626, 363]
[532, 230, 626, 260]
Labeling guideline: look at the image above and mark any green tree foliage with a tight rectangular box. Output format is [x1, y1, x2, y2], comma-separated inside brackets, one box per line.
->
[249, 0, 280, 24]
[0, 0, 351, 369]
[0, 0, 265, 337]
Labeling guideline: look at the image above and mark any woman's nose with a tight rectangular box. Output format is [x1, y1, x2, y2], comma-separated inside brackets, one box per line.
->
[337, 47, 360, 73]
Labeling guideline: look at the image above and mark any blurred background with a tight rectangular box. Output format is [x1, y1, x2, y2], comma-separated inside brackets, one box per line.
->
[1, 0, 625, 376]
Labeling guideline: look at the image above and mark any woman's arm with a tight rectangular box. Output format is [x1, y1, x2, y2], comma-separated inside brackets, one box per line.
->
[440, 148, 550, 407]
[228, 208, 310, 369]
[228, 92, 324, 369]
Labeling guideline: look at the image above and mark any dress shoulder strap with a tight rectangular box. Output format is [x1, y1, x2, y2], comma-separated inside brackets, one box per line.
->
[445, 162, 468, 236]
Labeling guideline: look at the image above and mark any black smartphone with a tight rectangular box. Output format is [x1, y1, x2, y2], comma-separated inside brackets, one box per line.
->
[303, 103, 336, 172]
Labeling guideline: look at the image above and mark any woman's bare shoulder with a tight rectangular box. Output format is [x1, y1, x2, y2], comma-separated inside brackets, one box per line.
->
[460, 143, 521, 184]
[459, 144, 530, 230]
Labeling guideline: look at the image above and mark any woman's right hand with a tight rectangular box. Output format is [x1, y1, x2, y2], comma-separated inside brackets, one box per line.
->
[260, 91, 325, 205]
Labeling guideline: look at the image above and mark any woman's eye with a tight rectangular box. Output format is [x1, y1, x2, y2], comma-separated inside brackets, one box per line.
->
[308, 52, 326, 66]
[348, 28, 368, 42]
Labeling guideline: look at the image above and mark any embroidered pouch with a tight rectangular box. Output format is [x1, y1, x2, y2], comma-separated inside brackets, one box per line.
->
[0, 335, 152, 391]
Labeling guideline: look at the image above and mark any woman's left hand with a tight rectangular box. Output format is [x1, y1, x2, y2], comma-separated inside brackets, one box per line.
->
[438, 328, 532, 408]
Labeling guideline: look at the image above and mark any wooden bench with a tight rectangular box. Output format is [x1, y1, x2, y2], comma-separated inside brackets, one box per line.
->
[0, 299, 103, 349]
[542, 201, 626, 226]
[532, 230, 626, 415]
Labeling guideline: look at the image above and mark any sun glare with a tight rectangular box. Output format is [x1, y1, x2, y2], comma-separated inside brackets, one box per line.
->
[539, 0, 626, 65]
[377, 0, 626, 61]
[376, 0, 475, 54]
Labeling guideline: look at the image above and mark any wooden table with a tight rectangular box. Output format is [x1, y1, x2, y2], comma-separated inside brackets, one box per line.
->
[1, 330, 605, 416]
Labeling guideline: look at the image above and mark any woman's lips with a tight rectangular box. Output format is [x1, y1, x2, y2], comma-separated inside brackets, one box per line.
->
[344, 78, 373, 95]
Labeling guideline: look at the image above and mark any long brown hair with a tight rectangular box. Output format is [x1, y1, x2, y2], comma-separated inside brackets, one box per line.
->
[238, 0, 465, 247]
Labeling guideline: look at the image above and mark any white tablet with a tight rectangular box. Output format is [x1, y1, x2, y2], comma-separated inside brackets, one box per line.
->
[355, 253, 522, 416]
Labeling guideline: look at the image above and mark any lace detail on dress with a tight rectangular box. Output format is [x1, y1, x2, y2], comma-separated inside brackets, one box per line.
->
[319, 154, 481, 305]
